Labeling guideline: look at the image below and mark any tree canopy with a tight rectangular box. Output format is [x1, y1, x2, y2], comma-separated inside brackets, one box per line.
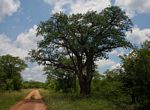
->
[29, 6, 132, 96]
[0, 54, 27, 90]
[119, 40, 150, 109]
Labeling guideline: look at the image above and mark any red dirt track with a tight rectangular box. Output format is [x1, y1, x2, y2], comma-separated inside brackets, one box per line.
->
[10, 90, 46, 110]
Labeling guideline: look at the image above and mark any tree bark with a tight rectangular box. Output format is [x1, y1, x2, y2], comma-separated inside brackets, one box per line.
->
[131, 94, 136, 104]
[78, 75, 92, 96]
[76, 53, 94, 96]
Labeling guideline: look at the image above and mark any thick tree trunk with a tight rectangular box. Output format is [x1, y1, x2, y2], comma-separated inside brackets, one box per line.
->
[131, 94, 136, 104]
[78, 75, 92, 96]
[76, 54, 94, 96]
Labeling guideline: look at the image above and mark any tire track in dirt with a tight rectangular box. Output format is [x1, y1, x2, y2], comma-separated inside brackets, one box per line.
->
[10, 89, 46, 110]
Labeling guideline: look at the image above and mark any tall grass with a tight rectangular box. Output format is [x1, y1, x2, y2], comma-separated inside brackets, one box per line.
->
[41, 89, 125, 110]
[0, 89, 31, 110]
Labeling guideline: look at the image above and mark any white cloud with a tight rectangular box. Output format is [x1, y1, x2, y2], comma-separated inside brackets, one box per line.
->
[0, 34, 26, 58]
[110, 63, 121, 70]
[109, 47, 132, 58]
[110, 48, 126, 56]
[96, 59, 119, 73]
[127, 27, 150, 44]
[96, 59, 116, 67]
[0, 25, 40, 58]
[0, 0, 20, 22]
[70, 0, 111, 14]
[15, 25, 42, 51]
[43, 0, 111, 14]
[21, 63, 46, 82]
[115, 0, 150, 17]
[0, 25, 46, 82]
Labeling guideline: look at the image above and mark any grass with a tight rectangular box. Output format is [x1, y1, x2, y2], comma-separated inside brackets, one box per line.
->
[41, 89, 126, 110]
[0, 89, 31, 110]
[0, 89, 128, 110]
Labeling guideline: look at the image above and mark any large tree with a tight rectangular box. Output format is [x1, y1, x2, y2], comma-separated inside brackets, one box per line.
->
[0, 54, 27, 90]
[29, 6, 132, 96]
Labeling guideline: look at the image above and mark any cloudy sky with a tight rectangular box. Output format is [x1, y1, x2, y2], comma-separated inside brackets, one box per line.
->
[0, 0, 150, 82]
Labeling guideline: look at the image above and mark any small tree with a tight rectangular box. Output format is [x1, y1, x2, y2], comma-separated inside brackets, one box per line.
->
[120, 40, 150, 109]
[0, 54, 27, 90]
[29, 6, 132, 96]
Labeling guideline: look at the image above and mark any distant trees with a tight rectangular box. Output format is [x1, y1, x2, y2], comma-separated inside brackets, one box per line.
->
[28, 6, 132, 96]
[22, 81, 46, 89]
[0, 54, 27, 91]
[44, 57, 76, 92]
[44, 66, 76, 92]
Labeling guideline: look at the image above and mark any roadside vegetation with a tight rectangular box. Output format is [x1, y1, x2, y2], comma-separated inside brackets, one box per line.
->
[41, 89, 124, 110]
[0, 89, 31, 110]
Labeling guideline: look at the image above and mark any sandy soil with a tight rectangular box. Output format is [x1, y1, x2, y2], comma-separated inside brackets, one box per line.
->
[10, 89, 46, 110]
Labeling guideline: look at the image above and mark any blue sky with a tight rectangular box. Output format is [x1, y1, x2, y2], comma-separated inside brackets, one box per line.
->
[0, 0, 150, 82]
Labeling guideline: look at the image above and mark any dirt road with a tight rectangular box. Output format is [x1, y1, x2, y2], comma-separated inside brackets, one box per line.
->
[10, 89, 46, 110]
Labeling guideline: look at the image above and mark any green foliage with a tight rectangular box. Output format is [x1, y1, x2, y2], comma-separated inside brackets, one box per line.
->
[0, 54, 27, 91]
[91, 71, 104, 91]
[44, 66, 76, 93]
[91, 40, 150, 109]
[29, 6, 132, 95]
[0, 89, 31, 110]
[41, 89, 124, 110]
[22, 81, 46, 89]
[92, 70, 130, 108]
[119, 40, 150, 109]
[92, 71, 122, 96]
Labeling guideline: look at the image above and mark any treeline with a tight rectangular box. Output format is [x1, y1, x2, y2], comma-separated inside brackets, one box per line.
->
[22, 81, 46, 89]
